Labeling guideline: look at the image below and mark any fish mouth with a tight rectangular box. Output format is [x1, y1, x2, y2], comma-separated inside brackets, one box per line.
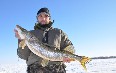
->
[15, 25, 21, 33]
[16, 25, 22, 30]
[16, 25, 20, 28]
[15, 25, 26, 39]
[16, 25, 26, 32]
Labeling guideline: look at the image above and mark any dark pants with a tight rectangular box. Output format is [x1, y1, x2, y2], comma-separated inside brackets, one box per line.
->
[27, 63, 66, 73]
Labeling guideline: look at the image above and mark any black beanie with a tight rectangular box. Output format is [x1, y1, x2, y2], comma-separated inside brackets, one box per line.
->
[37, 7, 50, 16]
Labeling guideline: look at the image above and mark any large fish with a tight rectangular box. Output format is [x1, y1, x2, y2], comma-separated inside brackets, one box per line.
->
[15, 25, 91, 71]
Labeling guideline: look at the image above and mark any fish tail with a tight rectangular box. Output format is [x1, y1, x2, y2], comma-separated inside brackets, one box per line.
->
[80, 56, 91, 71]
[75, 55, 91, 71]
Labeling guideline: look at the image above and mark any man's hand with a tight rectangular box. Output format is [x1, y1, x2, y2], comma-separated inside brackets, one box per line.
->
[14, 29, 21, 39]
[63, 57, 71, 63]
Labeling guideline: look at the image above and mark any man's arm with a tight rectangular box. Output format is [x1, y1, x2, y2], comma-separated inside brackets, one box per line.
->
[60, 30, 75, 53]
[17, 39, 31, 60]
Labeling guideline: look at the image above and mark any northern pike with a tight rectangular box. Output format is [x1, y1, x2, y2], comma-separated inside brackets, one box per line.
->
[15, 25, 91, 71]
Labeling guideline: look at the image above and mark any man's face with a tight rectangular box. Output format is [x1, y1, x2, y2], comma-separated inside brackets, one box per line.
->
[37, 12, 50, 25]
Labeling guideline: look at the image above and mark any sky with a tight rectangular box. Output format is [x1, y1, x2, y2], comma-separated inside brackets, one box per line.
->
[0, 0, 116, 64]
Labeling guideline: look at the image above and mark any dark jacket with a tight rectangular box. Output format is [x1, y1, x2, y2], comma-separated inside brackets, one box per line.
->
[17, 27, 75, 66]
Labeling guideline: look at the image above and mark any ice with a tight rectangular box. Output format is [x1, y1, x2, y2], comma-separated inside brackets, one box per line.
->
[0, 58, 116, 73]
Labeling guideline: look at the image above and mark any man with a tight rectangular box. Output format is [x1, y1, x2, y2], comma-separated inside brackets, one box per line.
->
[14, 7, 87, 73]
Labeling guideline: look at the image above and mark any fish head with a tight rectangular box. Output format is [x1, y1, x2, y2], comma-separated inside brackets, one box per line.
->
[16, 25, 30, 40]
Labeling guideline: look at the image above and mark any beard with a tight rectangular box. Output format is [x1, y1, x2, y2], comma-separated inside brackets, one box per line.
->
[34, 20, 54, 30]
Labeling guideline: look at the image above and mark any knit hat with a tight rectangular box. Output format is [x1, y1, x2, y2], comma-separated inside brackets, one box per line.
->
[37, 7, 50, 17]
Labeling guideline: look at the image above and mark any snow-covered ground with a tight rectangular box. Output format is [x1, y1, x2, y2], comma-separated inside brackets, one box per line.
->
[0, 58, 116, 73]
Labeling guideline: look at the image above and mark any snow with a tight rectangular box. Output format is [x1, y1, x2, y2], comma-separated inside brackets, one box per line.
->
[0, 58, 116, 73]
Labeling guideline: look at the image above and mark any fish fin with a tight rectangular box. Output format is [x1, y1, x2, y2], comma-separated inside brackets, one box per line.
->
[19, 40, 26, 49]
[64, 45, 75, 54]
[80, 56, 91, 71]
[70, 58, 75, 61]
[41, 59, 49, 67]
